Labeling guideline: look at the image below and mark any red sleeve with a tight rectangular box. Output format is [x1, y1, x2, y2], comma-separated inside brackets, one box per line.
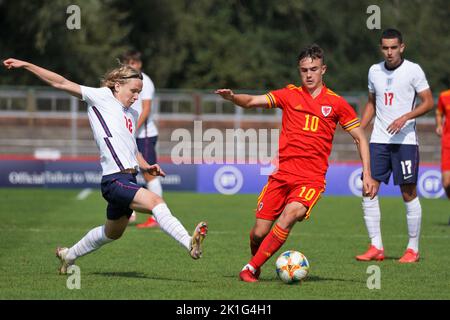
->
[265, 87, 290, 109]
[336, 97, 360, 132]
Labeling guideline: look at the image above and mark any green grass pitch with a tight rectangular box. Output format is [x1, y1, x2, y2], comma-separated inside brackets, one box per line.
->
[0, 188, 449, 300]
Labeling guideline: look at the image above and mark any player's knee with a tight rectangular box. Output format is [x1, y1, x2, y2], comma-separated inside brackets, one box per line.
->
[283, 205, 306, 223]
[442, 177, 450, 189]
[401, 185, 417, 201]
[251, 228, 268, 242]
[147, 193, 164, 210]
[152, 195, 164, 205]
[444, 186, 450, 199]
[105, 230, 123, 240]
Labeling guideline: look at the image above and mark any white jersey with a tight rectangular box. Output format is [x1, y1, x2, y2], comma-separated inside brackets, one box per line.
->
[368, 59, 429, 145]
[81, 86, 140, 176]
[130, 72, 158, 138]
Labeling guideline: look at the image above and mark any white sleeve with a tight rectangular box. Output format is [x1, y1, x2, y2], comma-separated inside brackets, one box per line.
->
[141, 75, 155, 100]
[80, 86, 107, 106]
[368, 68, 375, 93]
[412, 64, 430, 93]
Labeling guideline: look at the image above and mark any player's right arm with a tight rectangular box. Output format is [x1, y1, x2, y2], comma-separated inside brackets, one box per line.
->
[136, 152, 166, 177]
[360, 92, 376, 129]
[215, 89, 269, 108]
[347, 126, 378, 199]
[3, 58, 82, 99]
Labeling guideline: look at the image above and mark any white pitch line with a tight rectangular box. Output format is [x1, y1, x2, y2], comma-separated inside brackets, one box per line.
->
[76, 188, 93, 200]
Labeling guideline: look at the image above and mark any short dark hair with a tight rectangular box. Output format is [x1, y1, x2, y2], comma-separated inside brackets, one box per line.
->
[119, 50, 142, 64]
[297, 44, 325, 64]
[380, 28, 403, 44]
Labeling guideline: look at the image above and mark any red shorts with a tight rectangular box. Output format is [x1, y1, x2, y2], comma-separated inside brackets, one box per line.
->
[442, 145, 450, 171]
[255, 175, 325, 221]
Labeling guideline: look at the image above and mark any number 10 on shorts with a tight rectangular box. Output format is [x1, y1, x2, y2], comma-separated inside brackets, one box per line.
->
[298, 186, 316, 201]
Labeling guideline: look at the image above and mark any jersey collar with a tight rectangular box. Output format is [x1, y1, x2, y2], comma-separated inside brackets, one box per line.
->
[384, 58, 404, 71]
[301, 83, 327, 100]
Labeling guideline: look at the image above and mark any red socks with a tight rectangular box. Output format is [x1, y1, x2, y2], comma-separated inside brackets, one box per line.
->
[249, 224, 289, 269]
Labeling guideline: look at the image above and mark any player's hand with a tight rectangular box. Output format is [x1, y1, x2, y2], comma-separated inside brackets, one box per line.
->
[387, 115, 408, 135]
[215, 89, 235, 101]
[144, 164, 166, 177]
[436, 126, 443, 137]
[362, 174, 379, 199]
[3, 58, 28, 69]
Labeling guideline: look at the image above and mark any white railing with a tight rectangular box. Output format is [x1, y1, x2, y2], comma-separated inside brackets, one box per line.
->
[0, 87, 440, 161]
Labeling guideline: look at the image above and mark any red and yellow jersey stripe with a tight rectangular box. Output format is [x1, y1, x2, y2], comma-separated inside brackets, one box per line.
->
[342, 118, 360, 131]
[265, 92, 277, 109]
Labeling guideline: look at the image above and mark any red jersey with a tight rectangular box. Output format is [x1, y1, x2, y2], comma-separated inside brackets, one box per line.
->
[266, 84, 360, 182]
[438, 89, 450, 148]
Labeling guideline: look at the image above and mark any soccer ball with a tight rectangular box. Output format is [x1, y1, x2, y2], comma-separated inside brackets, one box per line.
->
[275, 250, 310, 284]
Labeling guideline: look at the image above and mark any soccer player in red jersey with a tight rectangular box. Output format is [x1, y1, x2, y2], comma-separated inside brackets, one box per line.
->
[216, 44, 378, 282]
[436, 89, 450, 199]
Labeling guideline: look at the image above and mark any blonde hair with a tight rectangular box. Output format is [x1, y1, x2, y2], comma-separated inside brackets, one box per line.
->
[101, 64, 143, 90]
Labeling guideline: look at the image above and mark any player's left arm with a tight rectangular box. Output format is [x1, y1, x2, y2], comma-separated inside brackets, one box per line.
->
[387, 88, 434, 134]
[136, 152, 165, 177]
[436, 95, 444, 136]
[348, 126, 378, 199]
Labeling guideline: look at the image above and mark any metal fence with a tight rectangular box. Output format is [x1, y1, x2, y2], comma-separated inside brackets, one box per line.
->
[0, 86, 440, 162]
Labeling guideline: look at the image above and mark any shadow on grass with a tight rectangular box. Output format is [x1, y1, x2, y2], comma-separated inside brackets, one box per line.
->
[434, 222, 450, 227]
[383, 256, 401, 261]
[92, 271, 204, 283]
[223, 274, 362, 283]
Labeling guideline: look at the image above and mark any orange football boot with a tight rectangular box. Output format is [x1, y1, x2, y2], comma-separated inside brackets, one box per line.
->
[136, 216, 159, 228]
[356, 245, 385, 261]
[239, 268, 258, 282]
[398, 248, 419, 263]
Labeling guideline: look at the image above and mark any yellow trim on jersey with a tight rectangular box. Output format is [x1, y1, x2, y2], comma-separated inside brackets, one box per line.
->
[345, 123, 361, 131]
[287, 84, 297, 90]
[265, 93, 277, 109]
[257, 182, 269, 203]
[342, 118, 361, 131]
[342, 118, 359, 126]
[305, 188, 325, 220]
[326, 89, 340, 97]
[264, 94, 273, 109]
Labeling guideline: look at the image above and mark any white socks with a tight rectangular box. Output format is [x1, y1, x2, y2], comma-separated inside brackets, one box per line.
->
[66, 225, 114, 263]
[362, 196, 383, 249]
[362, 195, 422, 253]
[405, 197, 422, 252]
[242, 264, 256, 274]
[147, 177, 163, 197]
[151, 203, 191, 250]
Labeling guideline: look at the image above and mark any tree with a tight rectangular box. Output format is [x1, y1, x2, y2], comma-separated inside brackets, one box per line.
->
[0, 0, 130, 86]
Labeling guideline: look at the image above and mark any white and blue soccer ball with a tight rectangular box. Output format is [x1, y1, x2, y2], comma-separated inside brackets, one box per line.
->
[275, 250, 310, 284]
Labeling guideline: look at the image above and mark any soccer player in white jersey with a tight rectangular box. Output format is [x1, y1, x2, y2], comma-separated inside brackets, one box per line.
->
[3, 58, 208, 274]
[356, 29, 433, 263]
[120, 50, 161, 228]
